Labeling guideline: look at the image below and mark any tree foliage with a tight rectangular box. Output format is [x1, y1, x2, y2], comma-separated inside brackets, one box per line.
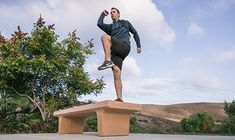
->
[224, 100, 235, 118]
[0, 15, 105, 133]
[180, 112, 214, 134]
[221, 100, 235, 134]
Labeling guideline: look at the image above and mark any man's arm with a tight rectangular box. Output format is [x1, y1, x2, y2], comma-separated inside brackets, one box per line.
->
[127, 21, 141, 49]
[97, 12, 112, 35]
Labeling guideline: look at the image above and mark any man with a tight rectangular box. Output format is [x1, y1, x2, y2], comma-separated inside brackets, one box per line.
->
[97, 7, 141, 102]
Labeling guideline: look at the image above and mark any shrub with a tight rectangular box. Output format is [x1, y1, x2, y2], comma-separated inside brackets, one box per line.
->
[180, 112, 214, 134]
[129, 116, 143, 133]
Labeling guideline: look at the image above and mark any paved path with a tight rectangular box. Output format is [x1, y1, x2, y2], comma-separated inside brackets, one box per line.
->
[0, 133, 234, 140]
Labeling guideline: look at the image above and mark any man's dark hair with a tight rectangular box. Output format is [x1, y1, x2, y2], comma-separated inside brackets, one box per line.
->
[111, 7, 120, 14]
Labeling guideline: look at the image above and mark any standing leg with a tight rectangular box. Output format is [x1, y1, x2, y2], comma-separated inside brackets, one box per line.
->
[112, 65, 123, 101]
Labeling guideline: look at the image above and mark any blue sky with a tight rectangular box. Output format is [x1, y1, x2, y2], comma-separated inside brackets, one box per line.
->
[0, 0, 235, 104]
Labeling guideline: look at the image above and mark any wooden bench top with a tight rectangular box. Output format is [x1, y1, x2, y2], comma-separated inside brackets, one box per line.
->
[53, 100, 142, 117]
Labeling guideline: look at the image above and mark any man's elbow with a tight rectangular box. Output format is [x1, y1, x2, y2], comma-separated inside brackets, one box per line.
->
[97, 22, 102, 28]
[97, 23, 100, 27]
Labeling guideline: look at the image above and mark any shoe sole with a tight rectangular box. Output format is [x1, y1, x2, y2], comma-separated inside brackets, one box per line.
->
[114, 98, 124, 102]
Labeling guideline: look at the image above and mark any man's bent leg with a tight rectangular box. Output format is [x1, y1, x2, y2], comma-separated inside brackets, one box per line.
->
[112, 65, 123, 101]
[98, 34, 114, 70]
[101, 34, 112, 61]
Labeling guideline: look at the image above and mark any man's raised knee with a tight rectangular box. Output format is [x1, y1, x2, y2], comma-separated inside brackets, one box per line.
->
[101, 34, 111, 42]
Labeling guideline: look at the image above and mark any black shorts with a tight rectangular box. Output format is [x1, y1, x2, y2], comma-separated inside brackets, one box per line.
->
[111, 37, 130, 70]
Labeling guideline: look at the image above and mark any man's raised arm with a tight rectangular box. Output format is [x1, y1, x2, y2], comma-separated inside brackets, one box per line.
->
[97, 11, 112, 35]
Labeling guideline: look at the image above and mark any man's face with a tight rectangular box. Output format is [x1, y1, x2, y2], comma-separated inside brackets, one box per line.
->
[111, 9, 120, 21]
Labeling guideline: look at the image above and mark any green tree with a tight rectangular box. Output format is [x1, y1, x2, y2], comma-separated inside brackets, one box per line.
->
[180, 112, 214, 134]
[221, 100, 235, 134]
[0, 16, 105, 133]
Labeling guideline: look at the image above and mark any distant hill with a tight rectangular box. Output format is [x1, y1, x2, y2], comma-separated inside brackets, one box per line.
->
[133, 102, 227, 133]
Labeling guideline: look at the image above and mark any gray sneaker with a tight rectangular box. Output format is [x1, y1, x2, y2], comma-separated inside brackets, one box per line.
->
[98, 60, 114, 70]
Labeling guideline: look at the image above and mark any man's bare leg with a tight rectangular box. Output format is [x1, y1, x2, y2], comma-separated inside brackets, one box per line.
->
[101, 34, 111, 61]
[98, 34, 114, 70]
[112, 65, 123, 101]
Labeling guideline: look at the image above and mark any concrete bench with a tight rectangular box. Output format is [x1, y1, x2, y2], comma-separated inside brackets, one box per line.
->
[53, 100, 142, 136]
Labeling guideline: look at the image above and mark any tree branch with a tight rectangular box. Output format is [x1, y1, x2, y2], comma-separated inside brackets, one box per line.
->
[8, 87, 46, 121]
[31, 81, 36, 101]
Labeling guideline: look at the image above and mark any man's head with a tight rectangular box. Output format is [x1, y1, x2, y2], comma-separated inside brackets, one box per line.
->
[111, 7, 120, 21]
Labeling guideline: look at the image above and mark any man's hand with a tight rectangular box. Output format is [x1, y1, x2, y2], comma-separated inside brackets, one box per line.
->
[103, 10, 109, 16]
[137, 48, 141, 54]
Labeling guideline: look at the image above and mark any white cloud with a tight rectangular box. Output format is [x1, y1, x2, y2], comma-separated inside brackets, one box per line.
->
[123, 73, 221, 97]
[182, 71, 222, 91]
[82, 72, 227, 104]
[180, 57, 194, 66]
[178, 58, 222, 91]
[126, 71, 226, 104]
[187, 23, 205, 38]
[119, 0, 175, 46]
[123, 56, 141, 76]
[83, 75, 178, 104]
[0, 0, 175, 47]
[123, 77, 175, 97]
[215, 47, 235, 62]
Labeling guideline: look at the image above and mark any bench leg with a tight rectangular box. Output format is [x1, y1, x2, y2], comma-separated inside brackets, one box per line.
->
[96, 109, 131, 136]
[58, 116, 85, 134]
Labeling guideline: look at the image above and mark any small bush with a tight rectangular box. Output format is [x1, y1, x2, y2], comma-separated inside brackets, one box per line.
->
[129, 116, 143, 133]
[180, 112, 214, 134]
[85, 117, 97, 132]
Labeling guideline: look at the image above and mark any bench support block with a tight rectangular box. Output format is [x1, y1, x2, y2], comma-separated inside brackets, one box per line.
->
[96, 109, 130, 136]
[58, 116, 85, 134]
